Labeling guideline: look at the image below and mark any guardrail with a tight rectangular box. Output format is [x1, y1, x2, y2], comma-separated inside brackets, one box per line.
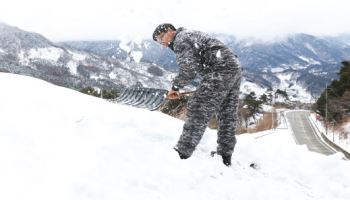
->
[308, 115, 350, 160]
[319, 131, 350, 160]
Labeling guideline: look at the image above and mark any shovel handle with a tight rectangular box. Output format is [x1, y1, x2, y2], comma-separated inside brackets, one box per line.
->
[179, 91, 195, 96]
[166, 90, 195, 100]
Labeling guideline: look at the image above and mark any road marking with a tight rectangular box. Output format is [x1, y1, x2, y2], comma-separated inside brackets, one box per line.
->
[306, 115, 337, 154]
[287, 111, 336, 155]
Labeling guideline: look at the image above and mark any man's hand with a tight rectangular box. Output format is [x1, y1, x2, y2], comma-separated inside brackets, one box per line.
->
[167, 90, 181, 100]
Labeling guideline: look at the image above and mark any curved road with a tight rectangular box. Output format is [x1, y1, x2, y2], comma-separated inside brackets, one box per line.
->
[286, 111, 336, 155]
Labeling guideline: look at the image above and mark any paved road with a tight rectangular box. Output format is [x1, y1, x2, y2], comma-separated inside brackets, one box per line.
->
[286, 111, 336, 155]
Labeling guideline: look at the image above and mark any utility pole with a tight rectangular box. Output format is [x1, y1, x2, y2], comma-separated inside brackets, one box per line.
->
[271, 107, 273, 130]
[325, 83, 328, 135]
[332, 122, 335, 142]
[271, 91, 275, 131]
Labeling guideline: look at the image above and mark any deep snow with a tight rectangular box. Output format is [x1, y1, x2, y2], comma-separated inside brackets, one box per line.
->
[0, 73, 349, 200]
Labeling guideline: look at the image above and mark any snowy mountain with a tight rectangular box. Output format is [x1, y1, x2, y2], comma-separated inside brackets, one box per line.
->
[1, 72, 350, 200]
[1, 23, 350, 102]
[232, 34, 350, 98]
[63, 33, 350, 102]
[0, 23, 174, 90]
[60, 40, 178, 71]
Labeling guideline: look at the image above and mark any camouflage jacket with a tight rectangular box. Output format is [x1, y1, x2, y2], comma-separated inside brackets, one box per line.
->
[169, 27, 240, 90]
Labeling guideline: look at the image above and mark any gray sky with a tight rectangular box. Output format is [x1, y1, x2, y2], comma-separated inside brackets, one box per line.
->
[0, 0, 349, 41]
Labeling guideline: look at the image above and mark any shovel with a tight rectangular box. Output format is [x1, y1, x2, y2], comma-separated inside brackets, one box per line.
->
[114, 86, 194, 110]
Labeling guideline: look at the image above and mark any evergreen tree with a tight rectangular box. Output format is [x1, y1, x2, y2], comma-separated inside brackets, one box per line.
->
[259, 94, 268, 103]
[243, 92, 263, 123]
[101, 89, 119, 99]
[80, 87, 99, 97]
[80, 87, 120, 99]
[275, 89, 289, 100]
[266, 88, 274, 105]
[314, 61, 350, 122]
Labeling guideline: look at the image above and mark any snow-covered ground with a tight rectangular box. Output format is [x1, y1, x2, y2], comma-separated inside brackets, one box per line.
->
[240, 78, 266, 97]
[241, 74, 315, 104]
[18, 48, 64, 66]
[0, 73, 349, 200]
[275, 73, 315, 103]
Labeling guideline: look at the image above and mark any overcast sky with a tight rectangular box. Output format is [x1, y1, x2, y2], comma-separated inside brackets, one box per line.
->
[0, 0, 349, 42]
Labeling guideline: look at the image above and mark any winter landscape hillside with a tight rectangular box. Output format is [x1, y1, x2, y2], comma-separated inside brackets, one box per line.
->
[1, 23, 350, 103]
[0, 23, 174, 91]
[0, 72, 349, 200]
[62, 33, 350, 101]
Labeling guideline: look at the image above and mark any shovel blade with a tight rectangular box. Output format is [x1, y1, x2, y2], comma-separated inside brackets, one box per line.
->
[114, 87, 168, 111]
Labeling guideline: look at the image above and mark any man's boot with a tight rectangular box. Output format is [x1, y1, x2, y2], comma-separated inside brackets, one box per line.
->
[174, 147, 190, 159]
[222, 155, 231, 166]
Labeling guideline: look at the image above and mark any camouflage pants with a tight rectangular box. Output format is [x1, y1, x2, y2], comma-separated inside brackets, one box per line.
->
[175, 69, 241, 157]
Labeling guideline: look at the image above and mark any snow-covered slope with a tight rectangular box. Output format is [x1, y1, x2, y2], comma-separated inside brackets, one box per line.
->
[275, 72, 315, 102]
[0, 23, 173, 90]
[0, 73, 349, 200]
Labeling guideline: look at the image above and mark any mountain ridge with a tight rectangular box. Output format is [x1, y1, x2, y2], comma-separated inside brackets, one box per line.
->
[1, 23, 350, 102]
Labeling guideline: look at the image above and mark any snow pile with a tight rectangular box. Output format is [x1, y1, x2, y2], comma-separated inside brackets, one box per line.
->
[0, 73, 349, 200]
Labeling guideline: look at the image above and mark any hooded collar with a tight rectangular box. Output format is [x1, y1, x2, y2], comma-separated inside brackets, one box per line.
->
[168, 27, 185, 51]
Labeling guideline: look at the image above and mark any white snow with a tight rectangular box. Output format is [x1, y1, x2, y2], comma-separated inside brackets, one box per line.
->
[0, 48, 6, 54]
[118, 42, 143, 63]
[66, 61, 78, 75]
[18, 47, 64, 66]
[291, 63, 308, 70]
[28, 47, 63, 62]
[90, 74, 104, 80]
[305, 43, 318, 55]
[114, 61, 173, 89]
[309, 113, 350, 153]
[64, 51, 87, 75]
[271, 67, 285, 73]
[119, 41, 131, 53]
[130, 51, 143, 63]
[108, 72, 117, 79]
[143, 42, 150, 50]
[240, 78, 266, 97]
[18, 50, 30, 65]
[298, 56, 321, 65]
[344, 123, 350, 136]
[275, 73, 315, 103]
[194, 43, 199, 49]
[266, 67, 316, 105]
[0, 73, 349, 200]
[70, 51, 86, 61]
[232, 71, 315, 106]
[216, 50, 222, 58]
